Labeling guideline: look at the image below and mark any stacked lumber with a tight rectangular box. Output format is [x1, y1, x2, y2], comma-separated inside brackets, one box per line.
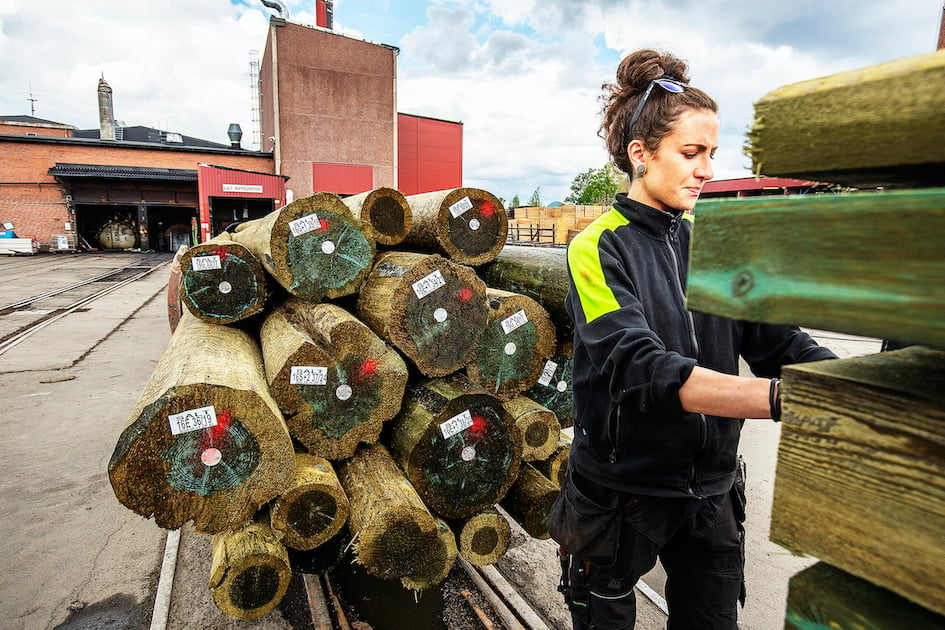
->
[689, 51, 945, 625]
[506, 204, 609, 244]
[108, 187, 576, 620]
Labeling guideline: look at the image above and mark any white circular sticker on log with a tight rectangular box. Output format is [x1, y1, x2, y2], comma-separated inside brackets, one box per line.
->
[336, 384, 352, 401]
[557, 380, 568, 392]
[218, 281, 232, 294]
[433, 307, 448, 322]
[469, 218, 481, 231]
[504, 342, 517, 355]
[461, 446, 476, 461]
[201, 448, 222, 467]
[322, 240, 336, 254]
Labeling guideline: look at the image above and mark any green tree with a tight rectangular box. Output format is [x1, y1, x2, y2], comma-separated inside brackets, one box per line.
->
[528, 187, 542, 207]
[565, 166, 619, 205]
[510, 194, 521, 209]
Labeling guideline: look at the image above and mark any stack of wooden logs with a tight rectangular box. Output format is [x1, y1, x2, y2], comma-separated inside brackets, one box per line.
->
[108, 185, 575, 620]
[688, 49, 945, 626]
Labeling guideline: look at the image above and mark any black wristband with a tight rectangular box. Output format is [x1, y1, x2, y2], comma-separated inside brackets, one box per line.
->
[769, 378, 782, 422]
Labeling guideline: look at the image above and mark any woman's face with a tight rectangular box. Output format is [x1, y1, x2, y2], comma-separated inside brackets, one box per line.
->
[631, 109, 719, 213]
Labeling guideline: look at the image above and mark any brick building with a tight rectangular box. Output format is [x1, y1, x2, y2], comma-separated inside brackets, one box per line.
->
[1, 13, 463, 252]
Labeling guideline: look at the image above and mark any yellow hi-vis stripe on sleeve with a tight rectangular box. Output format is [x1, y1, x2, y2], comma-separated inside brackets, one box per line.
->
[567, 209, 629, 324]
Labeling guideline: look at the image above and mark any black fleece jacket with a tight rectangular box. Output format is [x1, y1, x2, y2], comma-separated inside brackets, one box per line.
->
[565, 193, 835, 498]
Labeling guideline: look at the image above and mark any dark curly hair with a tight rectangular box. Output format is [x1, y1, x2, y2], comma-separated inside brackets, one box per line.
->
[600, 49, 718, 176]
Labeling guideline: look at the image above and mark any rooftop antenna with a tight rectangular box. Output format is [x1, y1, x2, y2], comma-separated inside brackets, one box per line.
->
[26, 83, 38, 116]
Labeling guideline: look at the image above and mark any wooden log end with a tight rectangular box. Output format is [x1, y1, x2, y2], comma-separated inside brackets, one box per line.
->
[179, 241, 268, 325]
[499, 464, 559, 539]
[210, 522, 292, 620]
[405, 188, 509, 266]
[455, 508, 512, 566]
[400, 519, 458, 591]
[503, 396, 562, 462]
[270, 454, 350, 550]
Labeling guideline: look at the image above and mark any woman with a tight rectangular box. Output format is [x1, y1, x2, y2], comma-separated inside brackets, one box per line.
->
[549, 49, 836, 629]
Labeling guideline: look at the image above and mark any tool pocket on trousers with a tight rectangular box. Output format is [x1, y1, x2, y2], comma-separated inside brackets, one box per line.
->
[547, 470, 622, 567]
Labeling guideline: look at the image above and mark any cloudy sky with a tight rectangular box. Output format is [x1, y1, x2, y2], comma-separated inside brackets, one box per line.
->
[1, 0, 941, 203]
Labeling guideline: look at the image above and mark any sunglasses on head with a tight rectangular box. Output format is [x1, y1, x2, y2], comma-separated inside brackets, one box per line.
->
[628, 77, 688, 135]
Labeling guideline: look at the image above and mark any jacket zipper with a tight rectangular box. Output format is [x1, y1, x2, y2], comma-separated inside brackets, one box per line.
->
[668, 214, 707, 497]
[609, 405, 620, 464]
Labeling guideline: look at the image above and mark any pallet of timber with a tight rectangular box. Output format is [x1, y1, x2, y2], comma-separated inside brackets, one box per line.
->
[746, 49, 945, 189]
[687, 187, 945, 350]
[772, 346, 945, 616]
[785, 562, 944, 629]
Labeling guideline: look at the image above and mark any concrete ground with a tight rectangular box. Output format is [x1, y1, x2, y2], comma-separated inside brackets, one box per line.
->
[0, 252, 883, 629]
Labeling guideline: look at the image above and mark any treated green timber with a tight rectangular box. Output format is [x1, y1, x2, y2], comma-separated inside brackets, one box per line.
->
[746, 49, 945, 189]
[687, 188, 945, 349]
[785, 563, 944, 630]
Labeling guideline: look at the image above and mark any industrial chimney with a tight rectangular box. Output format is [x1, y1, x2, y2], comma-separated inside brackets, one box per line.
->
[98, 75, 115, 141]
[227, 123, 243, 149]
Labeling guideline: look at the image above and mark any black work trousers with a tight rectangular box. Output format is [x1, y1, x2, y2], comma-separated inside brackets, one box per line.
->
[562, 473, 744, 630]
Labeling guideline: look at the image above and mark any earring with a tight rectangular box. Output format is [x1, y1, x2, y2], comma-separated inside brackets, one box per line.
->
[636, 164, 646, 175]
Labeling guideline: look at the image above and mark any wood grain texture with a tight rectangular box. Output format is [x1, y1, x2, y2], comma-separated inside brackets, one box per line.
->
[466, 288, 556, 401]
[772, 347, 945, 616]
[356, 250, 489, 377]
[533, 432, 571, 489]
[522, 340, 573, 430]
[478, 244, 571, 341]
[209, 520, 292, 620]
[178, 236, 269, 325]
[386, 373, 523, 520]
[785, 562, 945, 629]
[451, 507, 512, 567]
[228, 192, 376, 301]
[269, 453, 349, 550]
[260, 298, 408, 460]
[746, 49, 945, 188]
[107, 311, 294, 534]
[402, 187, 508, 265]
[499, 463, 559, 540]
[337, 444, 439, 580]
[342, 187, 412, 246]
[688, 188, 945, 349]
[502, 395, 561, 461]
[400, 519, 458, 591]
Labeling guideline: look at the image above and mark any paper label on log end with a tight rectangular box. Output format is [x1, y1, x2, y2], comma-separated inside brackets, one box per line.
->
[168, 406, 218, 435]
[538, 360, 559, 386]
[440, 409, 473, 439]
[501, 309, 529, 335]
[192, 255, 222, 271]
[289, 213, 321, 237]
[412, 270, 446, 299]
[290, 366, 328, 385]
[449, 196, 474, 218]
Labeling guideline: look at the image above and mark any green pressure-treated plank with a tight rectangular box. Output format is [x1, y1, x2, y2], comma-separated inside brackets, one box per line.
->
[785, 562, 945, 630]
[687, 188, 945, 349]
[746, 49, 945, 189]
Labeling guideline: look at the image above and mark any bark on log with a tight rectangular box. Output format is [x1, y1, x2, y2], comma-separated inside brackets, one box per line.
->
[270, 453, 349, 550]
[400, 519, 458, 591]
[451, 507, 511, 567]
[356, 251, 489, 377]
[386, 373, 523, 519]
[209, 520, 292, 620]
[228, 193, 376, 301]
[341, 187, 412, 247]
[337, 444, 440, 580]
[260, 298, 408, 460]
[478, 244, 571, 340]
[108, 312, 294, 534]
[402, 187, 508, 266]
[167, 244, 187, 333]
[178, 235, 269, 325]
[466, 288, 556, 402]
[522, 341, 573, 429]
[502, 396, 561, 461]
[533, 432, 571, 488]
[499, 463, 559, 540]
[785, 562, 945, 630]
